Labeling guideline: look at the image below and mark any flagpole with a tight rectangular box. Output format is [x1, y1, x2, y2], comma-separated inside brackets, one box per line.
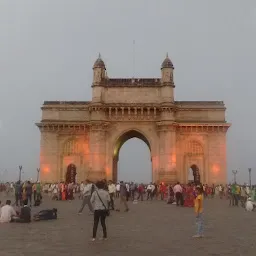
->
[133, 40, 135, 78]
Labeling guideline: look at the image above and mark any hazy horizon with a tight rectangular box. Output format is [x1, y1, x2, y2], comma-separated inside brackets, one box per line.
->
[1, 0, 256, 184]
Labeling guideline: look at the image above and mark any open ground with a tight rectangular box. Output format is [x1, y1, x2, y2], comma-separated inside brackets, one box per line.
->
[0, 194, 255, 256]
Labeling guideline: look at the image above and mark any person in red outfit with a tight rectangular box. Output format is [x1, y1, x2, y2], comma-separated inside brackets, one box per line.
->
[183, 184, 194, 207]
[159, 183, 167, 200]
[137, 184, 145, 201]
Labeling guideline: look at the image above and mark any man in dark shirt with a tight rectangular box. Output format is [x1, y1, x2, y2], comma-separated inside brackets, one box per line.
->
[116, 181, 129, 212]
[14, 181, 22, 206]
[25, 181, 33, 207]
[15, 199, 31, 223]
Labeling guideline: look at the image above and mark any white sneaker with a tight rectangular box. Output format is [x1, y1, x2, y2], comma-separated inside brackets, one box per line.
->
[91, 238, 96, 242]
[192, 235, 202, 238]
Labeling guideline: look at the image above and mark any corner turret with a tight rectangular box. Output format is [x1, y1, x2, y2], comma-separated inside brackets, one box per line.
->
[92, 54, 106, 103]
[161, 53, 174, 84]
[93, 53, 106, 85]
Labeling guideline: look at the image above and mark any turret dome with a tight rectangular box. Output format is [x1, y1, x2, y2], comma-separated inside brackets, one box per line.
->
[161, 53, 174, 69]
[93, 53, 106, 69]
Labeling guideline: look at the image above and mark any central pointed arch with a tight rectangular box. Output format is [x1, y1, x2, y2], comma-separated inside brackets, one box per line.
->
[112, 129, 152, 183]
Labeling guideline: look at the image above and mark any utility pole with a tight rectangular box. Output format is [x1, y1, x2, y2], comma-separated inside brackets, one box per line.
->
[37, 168, 40, 182]
[19, 165, 22, 182]
[232, 170, 238, 183]
[248, 168, 252, 188]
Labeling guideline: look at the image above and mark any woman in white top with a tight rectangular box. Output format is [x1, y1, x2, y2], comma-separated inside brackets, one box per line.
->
[90, 181, 110, 241]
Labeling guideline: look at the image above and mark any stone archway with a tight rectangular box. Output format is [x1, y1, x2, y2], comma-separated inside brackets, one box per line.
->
[37, 54, 230, 184]
[60, 137, 89, 182]
[184, 140, 204, 184]
[66, 163, 77, 183]
[112, 129, 152, 183]
[190, 164, 200, 185]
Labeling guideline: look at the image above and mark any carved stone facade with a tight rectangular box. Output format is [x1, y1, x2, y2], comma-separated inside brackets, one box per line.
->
[36, 54, 230, 184]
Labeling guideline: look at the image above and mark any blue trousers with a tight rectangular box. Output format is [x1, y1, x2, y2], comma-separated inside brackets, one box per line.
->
[196, 213, 204, 235]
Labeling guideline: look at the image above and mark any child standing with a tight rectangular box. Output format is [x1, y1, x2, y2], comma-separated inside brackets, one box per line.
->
[193, 186, 204, 238]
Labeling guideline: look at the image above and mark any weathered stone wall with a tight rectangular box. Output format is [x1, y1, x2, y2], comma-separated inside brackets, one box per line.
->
[39, 132, 92, 183]
[57, 134, 90, 182]
[40, 132, 58, 183]
[58, 110, 90, 121]
[42, 110, 59, 120]
[176, 110, 225, 122]
[103, 87, 162, 104]
[88, 127, 107, 181]
[207, 132, 227, 185]
[176, 133, 208, 184]
[42, 108, 90, 121]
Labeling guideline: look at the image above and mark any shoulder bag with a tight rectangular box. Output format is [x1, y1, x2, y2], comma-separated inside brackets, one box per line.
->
[96, 191, 110, 216]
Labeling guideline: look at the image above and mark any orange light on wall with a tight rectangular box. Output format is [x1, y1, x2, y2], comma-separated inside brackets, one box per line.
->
[82, 141, 90, 154]
[105, 166, 110, 176]
[171, 154, 176, 163]
[42, 165, 50, 173]
[212, 164, 220, 174]
[169, 154, 177, 168]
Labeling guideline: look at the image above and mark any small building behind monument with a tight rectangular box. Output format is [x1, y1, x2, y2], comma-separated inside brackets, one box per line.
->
[36, 54, 230, 184]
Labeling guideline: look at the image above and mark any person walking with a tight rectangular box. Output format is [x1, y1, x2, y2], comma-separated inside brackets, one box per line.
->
[115, 181, 129, 212]
[173, 182, 183, 206]
[90, 181, 110, 241]
[146, 183, 154, 200]
[78, 180, 94, 214]
[108, 180, 116, 210]
[116, 183, 120, 198]
[137, 183, 145, 201]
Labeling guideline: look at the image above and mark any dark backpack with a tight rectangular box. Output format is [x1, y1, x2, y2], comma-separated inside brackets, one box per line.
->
[33, 208, 57, 221]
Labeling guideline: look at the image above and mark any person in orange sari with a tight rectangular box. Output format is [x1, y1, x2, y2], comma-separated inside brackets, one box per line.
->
[61, 183, 66, 200]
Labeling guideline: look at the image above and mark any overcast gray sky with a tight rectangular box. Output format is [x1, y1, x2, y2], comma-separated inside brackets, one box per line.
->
[0, 0, 255, 183]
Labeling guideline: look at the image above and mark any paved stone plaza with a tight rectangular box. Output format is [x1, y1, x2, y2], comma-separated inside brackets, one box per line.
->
[0, 194, 255, 256]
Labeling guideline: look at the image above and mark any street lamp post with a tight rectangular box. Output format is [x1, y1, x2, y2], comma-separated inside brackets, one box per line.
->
[19, 165, 22, 182]
[248, 168, 252, 188]
[232, 170, 238, 183]
[36, 168, 40, 182]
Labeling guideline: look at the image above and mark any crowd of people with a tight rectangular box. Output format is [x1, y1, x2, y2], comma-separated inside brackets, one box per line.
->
[0, 179, 255, 240]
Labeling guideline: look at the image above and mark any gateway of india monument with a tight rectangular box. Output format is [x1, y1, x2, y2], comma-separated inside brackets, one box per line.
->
[36, 54, 230, 185]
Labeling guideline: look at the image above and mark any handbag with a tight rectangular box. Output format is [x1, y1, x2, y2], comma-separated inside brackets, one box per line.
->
[96, 191, 110, 216]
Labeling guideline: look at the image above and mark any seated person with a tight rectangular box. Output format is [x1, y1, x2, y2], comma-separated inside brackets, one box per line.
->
[14, 199, 31, 223]
[245, 197, 254, 212]
[0, 200, 17, 223]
